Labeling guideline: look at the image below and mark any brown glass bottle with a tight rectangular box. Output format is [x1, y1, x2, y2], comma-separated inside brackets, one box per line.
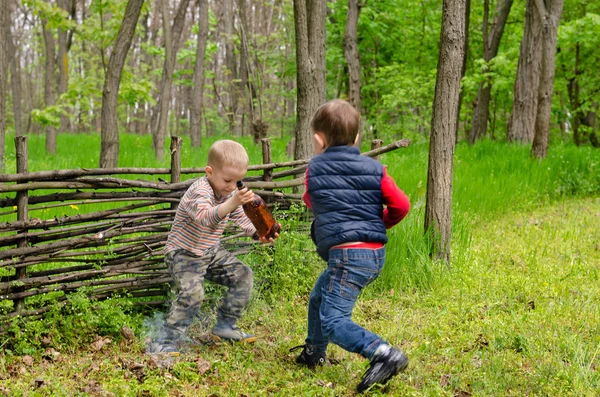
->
[237, 181, 281, 239]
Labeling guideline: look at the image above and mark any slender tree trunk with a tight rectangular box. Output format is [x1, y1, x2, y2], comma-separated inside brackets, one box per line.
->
[567, 43, 584, 146]
[0, 0, 7, 173]
[151, 0, 191, 161]
[344, 0, 362, 146]
[6, 9, 22, 138]
[190, 0, 209, 148]
[531, 0, 564, 159]
[99, 0, 145, 168]
[455, 0, 470, 143]
[42, 19, 57, 153]
[425, 0, 466, 265]
[293, 0, 327, 161]
[224, 0, 239, 134]
[56, 0, 71, 133]
[469, 0, 513, 144]
[507, 0, 543, 143]
[588, 103, 599, 148]
[238, 0, 255, 137]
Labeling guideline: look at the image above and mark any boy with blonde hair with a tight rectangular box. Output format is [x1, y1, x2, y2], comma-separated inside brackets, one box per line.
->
[154, 140, 277, 352]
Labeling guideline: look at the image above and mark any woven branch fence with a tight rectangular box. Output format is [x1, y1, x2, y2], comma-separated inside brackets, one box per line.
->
[0, 136, 410, 322]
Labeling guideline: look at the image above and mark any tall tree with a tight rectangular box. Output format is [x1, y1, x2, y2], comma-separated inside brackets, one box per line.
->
[151, 0, 191, 161]
[189, 0, 209, 148]
[425, 0, 466, 264]
[99, 0, 145, 168]
[41, 17, 57, 153]
[223, 0, 239, 133]
[0, 0, 7, 173]
[344, 0, 363, 145]
[56, 0, 75, 133]
[455, 0, 470, 142]
[237, 0, 251, 137]
[531, 0, 564, 158]
[293, 0, 327, 161]
[6, 3, 22, 138]
[469, 0, 513, 144]
[507, 0, 543, 143]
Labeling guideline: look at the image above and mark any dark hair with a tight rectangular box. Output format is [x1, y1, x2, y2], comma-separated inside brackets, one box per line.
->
[310, 99, 359, 147]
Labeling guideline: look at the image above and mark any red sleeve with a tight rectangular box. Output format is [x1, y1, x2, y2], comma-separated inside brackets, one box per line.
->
[381, 167, 410, 228]
[303, 168, 312, 208]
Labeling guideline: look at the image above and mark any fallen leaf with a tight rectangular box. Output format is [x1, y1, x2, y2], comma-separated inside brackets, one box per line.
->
[22, 355, 34, 367]
[41, 335, 52, 347]
[32, 378, 45, 389]
[121, 326, 135, 342]
[454, 390, 472, 397]
[43, 348, 60, 362]
[197, 358, 211, 375]
[90, 336, 112, 351]
[440, 374, 450, 387]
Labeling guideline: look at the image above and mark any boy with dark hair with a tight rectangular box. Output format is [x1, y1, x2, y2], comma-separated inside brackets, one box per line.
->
[153, 140, 277, 353]
[293, 99, 411, 392]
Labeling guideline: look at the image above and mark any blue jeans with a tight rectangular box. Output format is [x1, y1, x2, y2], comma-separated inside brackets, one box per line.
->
[305, 247, 387, 360]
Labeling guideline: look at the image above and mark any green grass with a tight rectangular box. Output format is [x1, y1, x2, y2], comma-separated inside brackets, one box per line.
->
[2, 132, 291, 172]
[1, 133, 600, 395]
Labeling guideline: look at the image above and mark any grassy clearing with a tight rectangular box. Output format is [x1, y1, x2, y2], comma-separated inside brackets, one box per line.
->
[1, 197, 598, 396]
[1, 134, 599, 395]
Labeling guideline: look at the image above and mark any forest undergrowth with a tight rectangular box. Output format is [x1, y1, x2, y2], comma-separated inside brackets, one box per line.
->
[1, 134, 599, 396]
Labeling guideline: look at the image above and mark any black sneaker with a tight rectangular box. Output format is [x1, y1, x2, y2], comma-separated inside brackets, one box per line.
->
[357, 346, 408, 393]
[290, 344, 326, 368]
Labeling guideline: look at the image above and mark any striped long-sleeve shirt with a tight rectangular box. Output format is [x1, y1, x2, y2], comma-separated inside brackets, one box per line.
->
[165, 176, 256, 256]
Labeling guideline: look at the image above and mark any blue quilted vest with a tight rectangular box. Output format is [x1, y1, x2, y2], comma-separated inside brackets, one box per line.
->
[307, 145, 388, 261]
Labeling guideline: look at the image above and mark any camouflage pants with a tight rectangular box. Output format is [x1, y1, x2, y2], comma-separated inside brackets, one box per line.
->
[164, 245, 254, 337]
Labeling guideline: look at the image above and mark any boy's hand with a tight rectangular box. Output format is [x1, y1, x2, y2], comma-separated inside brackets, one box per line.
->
[258, 230, 280, 244]
[233, 186, 254, 206]
[218, 187, 254, 219]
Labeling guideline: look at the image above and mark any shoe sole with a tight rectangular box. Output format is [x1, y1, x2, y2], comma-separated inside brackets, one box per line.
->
[357, 355, 408, 393]
[210, 334, 257, 344]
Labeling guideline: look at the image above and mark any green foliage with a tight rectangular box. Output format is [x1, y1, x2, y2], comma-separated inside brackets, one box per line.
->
[249, 204, 322, 303]
[1, 292, 144, 356]
[25, 0, 76, 30]
[556, 12, 600, 115]
[31, 106, 62, 128]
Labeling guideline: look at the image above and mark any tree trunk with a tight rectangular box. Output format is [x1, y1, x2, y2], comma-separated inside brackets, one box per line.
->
[56, 0, 71, 133]
[469, 0, 513, 144]
[6, 10, 22, 138]
[531, 0, 564, 159]
[424, 0, 465, 265]
[566, 43, 588, 147]
[189, 0, 209, 148]
[587, 104, 599, 148]
[224, 0, 240, 134]
[42, 19, 57, 154]
[344, 0, 362, 146]
[99, 0, 145, 168]
[293, 0, 327, 161]
[507, 0, 543, 143]
[455, 0, 470, 143]
[237, 0, 250, 137]
[151, 0, 191, 161]
[0, 0, 7, 173]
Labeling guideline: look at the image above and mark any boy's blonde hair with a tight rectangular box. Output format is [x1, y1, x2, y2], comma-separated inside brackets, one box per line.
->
[207, 140, 249, 170]
[311, 99, 360, 147]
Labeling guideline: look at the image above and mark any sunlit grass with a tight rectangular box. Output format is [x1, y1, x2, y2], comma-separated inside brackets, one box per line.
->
[1, 198, 598, 395]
